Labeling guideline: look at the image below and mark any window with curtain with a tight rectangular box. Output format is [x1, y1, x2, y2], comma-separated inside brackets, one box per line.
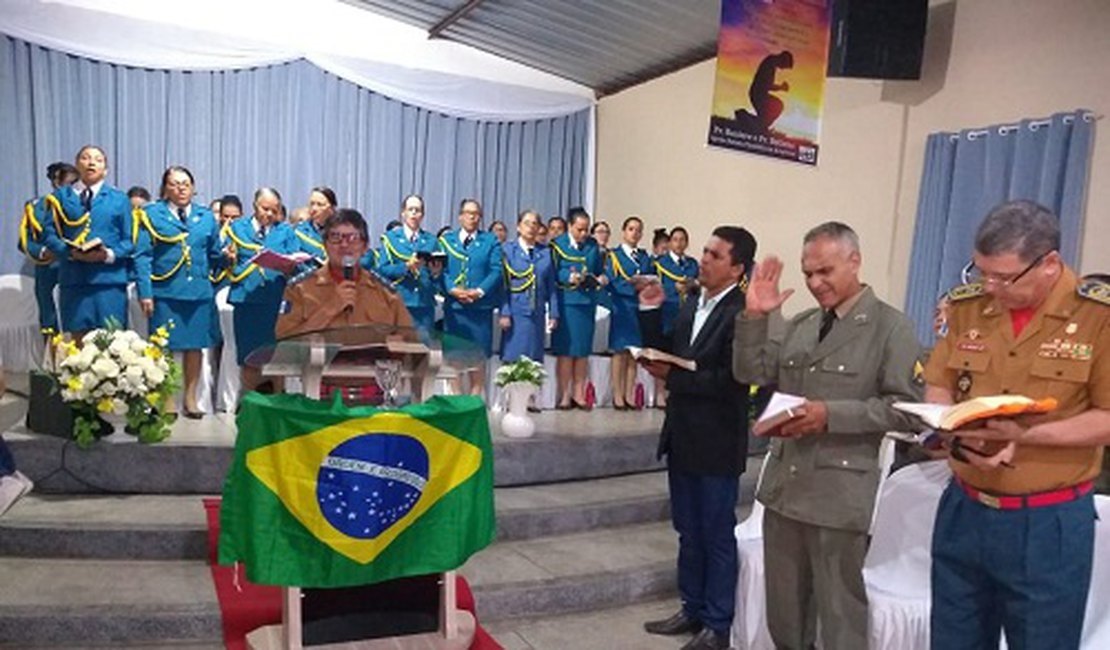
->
[0, 34, 590, 276]
[903, 110, 1095, 346]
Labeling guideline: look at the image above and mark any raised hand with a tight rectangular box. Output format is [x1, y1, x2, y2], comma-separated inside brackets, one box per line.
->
[744, 255, 795, 316]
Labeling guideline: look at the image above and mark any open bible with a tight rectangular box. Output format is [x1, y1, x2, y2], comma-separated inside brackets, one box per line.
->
[628, 346, 696, 372]
[893, 395, 1058, 431]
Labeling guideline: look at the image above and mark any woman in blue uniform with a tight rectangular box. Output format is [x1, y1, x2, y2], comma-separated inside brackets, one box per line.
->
[133, 166, 226, 417]
[40, 145, 138, 336]
[655, 226, 700, 334]
[376, 195, 442, 333]
[225, 187, 297, 392]
[293, 186, 336, 263]
[500, 210, 559, 366]
[605, 216, 654, 410]
[551, 208, 607, 410]
[19, 162, 77, 337]
[439, 198, 503, 394]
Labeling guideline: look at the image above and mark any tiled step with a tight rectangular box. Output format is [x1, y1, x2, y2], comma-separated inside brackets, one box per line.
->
[0, 472, 687, 559]
[0, 521, 681, 647]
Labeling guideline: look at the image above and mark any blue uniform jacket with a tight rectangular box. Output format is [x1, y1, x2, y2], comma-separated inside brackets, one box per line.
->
[377, 227, 439, 311]
[500, 240, 560, 319]
[655, 253, 699, 305]
[293, 220, 328, 261]
[438, 228, 503, 311]
[224, 216, 297, 305]
[551, 233, 606, 307]
[133, 201, 225, 301]
[18, 197, 58, 268]
[605, 245, 654, 299]
[40, 184, 136, 287]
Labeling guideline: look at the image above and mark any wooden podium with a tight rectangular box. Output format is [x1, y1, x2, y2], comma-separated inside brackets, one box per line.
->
[241, 324, 479, 650]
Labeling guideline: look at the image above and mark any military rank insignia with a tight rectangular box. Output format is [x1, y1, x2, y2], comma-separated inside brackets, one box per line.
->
[947, 282, 984, 302]
[1077, 279, 1110, 306]
[1038, 338, 1093, 361]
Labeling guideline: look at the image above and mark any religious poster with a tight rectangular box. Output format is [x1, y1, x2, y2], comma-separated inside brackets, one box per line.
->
[707, 0, 831, 166]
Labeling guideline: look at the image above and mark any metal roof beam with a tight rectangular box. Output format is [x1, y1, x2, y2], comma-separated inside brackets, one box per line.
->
[428, 0, 487, 38]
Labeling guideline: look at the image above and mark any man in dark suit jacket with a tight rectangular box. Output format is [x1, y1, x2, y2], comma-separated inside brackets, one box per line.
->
[642, 226, 756, 650]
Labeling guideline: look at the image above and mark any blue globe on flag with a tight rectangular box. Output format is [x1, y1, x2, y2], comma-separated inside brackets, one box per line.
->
[316, 433, 429, 539]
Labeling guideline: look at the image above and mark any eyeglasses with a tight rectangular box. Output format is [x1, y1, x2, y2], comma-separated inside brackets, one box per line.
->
[969, 250, 1051, 288]
[326, 232, 363, 244]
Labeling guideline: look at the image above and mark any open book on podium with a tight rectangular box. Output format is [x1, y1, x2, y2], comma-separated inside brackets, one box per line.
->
[893, 395, 1057, 430]
[627, 346, 696, 371]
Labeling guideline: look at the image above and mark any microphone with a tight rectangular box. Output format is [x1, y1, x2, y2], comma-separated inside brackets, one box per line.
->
[342, 256, 356, 281]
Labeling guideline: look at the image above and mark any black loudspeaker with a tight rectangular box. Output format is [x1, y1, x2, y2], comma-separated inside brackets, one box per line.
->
[26, 371, 74, 438]
[827, 0, 928, 80]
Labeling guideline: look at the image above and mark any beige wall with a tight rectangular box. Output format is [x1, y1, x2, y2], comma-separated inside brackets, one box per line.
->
[596, 0, 1110, 315]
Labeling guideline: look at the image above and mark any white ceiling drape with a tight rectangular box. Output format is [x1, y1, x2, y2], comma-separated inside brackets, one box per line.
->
[1, 0, 595, 121]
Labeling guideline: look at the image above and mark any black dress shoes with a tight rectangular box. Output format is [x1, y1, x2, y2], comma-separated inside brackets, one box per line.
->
[643, 610, 701, 636]
[680, 627, 730, 650]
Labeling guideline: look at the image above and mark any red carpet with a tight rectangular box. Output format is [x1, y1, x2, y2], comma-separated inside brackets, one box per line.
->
[203, 498, 502, 650]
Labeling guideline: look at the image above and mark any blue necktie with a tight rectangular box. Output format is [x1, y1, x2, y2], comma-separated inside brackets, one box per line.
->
[80, 189, 92, 213]
[177, 207, 187, 222]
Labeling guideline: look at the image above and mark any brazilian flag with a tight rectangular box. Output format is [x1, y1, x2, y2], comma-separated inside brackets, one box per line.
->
[218, 392, 495, 588]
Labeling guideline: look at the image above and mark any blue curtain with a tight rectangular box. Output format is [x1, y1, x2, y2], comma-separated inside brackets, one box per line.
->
[0, 34, 590, 276]
[903, 110, 1095, 345]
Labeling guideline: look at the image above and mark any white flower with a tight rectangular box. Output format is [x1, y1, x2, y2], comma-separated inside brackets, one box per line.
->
[91, 357, 121, 380]
[118, 348, 140, 366]
[144, 365, 165, 386]
[108, 338, 130, 357]
[111, 398, 128, 415]
[130, 339, 148, 353]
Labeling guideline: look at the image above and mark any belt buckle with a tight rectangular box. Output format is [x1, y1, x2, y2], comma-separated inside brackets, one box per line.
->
[977, 492, 1001, 509]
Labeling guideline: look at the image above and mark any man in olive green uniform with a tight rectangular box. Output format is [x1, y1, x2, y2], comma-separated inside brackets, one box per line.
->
[924, 200, 1110, 650]
[732, 222, 923, 650]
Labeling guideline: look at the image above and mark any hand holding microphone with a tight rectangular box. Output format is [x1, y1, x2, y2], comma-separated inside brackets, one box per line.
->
[338, 256, 357, 312]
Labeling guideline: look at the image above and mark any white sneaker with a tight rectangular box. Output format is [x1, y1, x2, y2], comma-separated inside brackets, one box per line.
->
[12, 470, 33, 496]
[0, 475, 25, 517]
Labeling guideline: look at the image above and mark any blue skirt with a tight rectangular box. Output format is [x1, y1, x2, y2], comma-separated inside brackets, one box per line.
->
[59, 284, 128, 333]
[233, 302, 280, 365]
[152, 298, 218, 351]
[501, 312, 545, 363]
[608, 293, 642, 351]
[33, 264, 59, 330]
[552, 303, 595, 358]
[444, 307, 494, 357]
[662, 299, 684, 335]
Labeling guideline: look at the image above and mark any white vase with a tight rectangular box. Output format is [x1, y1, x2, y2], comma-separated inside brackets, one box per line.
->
[500, 381, 536, 438]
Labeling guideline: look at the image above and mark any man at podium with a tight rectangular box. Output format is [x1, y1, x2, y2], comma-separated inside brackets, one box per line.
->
[276, 208, 412, 338]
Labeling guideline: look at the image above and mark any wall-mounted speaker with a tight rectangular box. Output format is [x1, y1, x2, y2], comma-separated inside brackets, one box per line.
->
[827, 0, 929, 80]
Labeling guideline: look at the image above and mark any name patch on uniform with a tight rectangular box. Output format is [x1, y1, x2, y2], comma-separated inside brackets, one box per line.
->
[1038, 338, 1093, 361]
[957, 341, 987, 353]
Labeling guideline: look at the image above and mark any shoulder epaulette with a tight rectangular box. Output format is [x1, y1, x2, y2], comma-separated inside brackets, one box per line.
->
[1077, 279, 1110, 306]
[946, 282, 984, 302]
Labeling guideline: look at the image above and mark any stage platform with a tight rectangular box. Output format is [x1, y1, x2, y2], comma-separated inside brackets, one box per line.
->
[0, 391, 757, 648]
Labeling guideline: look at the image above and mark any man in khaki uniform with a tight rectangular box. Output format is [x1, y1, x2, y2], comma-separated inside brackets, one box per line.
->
[733, 222, 923, 650]
[924, 200, 1110, 649]
[276, 209, 412, 338]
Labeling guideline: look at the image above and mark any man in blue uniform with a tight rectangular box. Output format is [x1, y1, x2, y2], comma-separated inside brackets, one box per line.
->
[19, 162, 77, 336]
[40, 145, 138, 335]
[438, 198, 502, 394]
[376, 194, 442, 333]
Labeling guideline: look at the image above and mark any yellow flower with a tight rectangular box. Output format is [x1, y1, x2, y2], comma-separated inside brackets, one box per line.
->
[97, 398, 114, 413]
[144, 346, 162, 360]
[145, 392, 162, 406]
[155, 326, 170, 338]
[66, 376, 83, 391]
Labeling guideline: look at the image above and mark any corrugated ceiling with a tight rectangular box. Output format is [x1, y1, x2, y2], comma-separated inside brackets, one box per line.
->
[346, 0, 722, 96]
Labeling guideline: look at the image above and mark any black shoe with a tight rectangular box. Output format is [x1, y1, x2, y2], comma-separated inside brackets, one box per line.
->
[526, 405, 542, 413]
[680, 627, 730, 650]
[644, 610, 701, 636]
[183, 410, 204, 420]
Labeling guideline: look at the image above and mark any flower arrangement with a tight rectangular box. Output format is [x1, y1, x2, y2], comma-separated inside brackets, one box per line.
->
[46, 321, 182, 447]
[494, 357, 547, 388]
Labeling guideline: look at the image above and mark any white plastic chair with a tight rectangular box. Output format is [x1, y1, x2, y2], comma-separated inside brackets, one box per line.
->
[864, 459, 1110, 650]
[0, 274, 45, 372]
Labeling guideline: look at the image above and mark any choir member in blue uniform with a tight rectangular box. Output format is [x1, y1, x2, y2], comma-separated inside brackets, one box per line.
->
[500, 210, 559, 368]
[207, 195, 243, 347]
[133, 167, 226, 418]
[605, 216, 655, 409]
[18, 162, 77, 336]
[655, 226, 700, 334]
[376, 194, 443, 333]
[490, 220, 509, 244]
[127, 186, 151, 210]
[551, 208, 608, 410]
[591, 220, 614, 314]
[40, 146, 139, 336]
[292, 186, 336, 264]
[225, 187, 298, 392]
[438, 198, 503, 394]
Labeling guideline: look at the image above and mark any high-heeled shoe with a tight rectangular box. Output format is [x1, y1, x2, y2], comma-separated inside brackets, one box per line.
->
[556, 402, 574, 411]
[572, 399, 592, 411]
